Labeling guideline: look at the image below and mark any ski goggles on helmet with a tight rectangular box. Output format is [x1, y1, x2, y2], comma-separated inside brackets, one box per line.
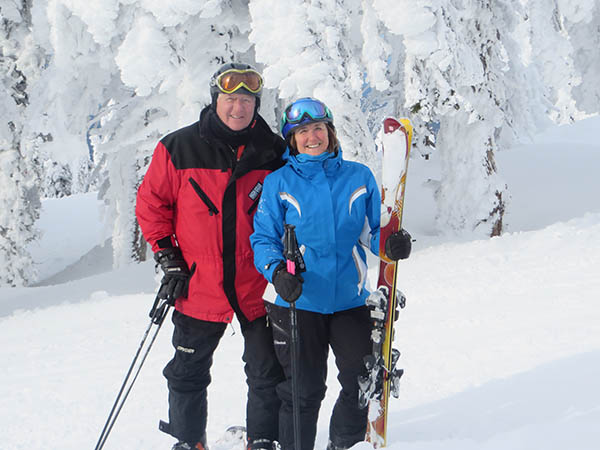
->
[213, 68, 263, 94]
[281, 97, 333, 138]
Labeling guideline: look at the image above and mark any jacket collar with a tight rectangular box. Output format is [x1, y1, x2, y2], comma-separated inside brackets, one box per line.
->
[285, 147, 343, 179]
[198, 106, 285, 179]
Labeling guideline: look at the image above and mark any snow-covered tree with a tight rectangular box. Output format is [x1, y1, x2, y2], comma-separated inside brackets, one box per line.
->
[559, 0, 600, 116]
[522, 0, 581, 123]
[0, 0, 42, 286]
[359, 0, 407, 142]
[39, 158, 72, 197]
[72, 155, 100, 194]
[249, 0, 378, 167]
[369, 0, 561, 236]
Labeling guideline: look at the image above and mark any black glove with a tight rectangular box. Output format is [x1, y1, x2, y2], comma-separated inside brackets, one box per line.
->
[384, 229, 412, 261]
[272, 261, 304, 303]
[154, 247, 193, 304]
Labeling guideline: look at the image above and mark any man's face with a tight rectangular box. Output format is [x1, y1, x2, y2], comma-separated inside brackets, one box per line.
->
[215, 93, 256, 131]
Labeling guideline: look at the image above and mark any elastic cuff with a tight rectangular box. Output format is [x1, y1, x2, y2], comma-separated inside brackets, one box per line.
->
[267, 260, 285, 282]
[156, 235, 175, 249]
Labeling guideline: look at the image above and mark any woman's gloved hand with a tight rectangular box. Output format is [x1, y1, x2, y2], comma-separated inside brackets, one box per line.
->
[272, 261, 304, 303]
[384, 229, 412, 261]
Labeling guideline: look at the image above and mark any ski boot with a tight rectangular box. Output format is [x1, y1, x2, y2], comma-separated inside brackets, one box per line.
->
[247, 438, 279, 450]
[172, 440, 207, 450]
[326, 439, 350, 450]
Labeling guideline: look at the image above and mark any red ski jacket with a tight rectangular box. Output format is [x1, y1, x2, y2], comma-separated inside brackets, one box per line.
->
[136, 108, 285, 323]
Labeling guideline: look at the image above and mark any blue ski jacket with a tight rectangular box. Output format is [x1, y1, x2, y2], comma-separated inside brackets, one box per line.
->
[250, 148, 380, 314]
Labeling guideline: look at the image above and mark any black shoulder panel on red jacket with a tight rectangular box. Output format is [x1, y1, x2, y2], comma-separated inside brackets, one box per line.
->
[160, 122, 230, 170]
[159, 115, 285, 173]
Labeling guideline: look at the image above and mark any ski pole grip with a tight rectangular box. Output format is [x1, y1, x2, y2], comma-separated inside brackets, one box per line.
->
[283, 224, 297, 274]
[286, 259, 296, 275]
[149, 294, 161, 318]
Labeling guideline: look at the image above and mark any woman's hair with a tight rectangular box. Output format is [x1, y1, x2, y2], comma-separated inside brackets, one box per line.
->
[288, 123, 339, 155]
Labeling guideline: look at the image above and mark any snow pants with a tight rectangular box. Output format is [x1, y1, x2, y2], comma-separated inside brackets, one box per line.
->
[161, 310, 285, 445]
[266, 304, 372, 450]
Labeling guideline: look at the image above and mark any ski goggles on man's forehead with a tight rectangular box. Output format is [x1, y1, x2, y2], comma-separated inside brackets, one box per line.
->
[214, 69, 263, 94]
[283, 98, 333, 124]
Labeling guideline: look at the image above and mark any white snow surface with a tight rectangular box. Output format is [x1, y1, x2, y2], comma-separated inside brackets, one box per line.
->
[2, 116, 600, 449]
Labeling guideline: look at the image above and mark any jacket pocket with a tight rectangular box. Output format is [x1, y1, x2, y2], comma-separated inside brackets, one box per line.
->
[189, 177, 220, 216]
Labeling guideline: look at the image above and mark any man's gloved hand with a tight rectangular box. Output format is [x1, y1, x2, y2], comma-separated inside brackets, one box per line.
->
[384, 229, 412, 261]
[272, 261, 304, 303]
[154, 247, 194, 304]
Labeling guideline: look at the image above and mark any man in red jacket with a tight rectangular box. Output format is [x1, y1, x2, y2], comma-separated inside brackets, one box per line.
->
[136, 63, 285, 450]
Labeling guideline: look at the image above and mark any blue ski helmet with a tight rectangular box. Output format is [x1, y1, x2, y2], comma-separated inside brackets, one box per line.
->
[280, 97, 334, 139]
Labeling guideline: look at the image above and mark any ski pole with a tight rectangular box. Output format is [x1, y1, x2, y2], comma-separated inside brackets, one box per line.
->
[289, 301, 302, 450]
[93, 295, 171, 450]
[284, 224, 303, 450]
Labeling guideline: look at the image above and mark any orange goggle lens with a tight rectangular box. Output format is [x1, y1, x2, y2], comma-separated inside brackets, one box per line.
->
[217, 69, 263, 94]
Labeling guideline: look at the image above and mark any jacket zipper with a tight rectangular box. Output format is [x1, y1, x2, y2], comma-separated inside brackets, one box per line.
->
[188, 177, 220, 216]
[247, 196, 260, 215]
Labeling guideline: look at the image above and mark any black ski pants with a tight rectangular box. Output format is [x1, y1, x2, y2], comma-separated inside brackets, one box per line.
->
[266, 304, 372, 450]
[162, 310, 285, 445]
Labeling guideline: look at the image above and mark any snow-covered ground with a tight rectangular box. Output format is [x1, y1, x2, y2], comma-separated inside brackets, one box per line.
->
[2, 116, 600, 450]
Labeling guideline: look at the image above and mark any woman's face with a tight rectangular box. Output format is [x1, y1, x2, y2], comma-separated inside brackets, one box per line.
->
[293, 122, 329, 156]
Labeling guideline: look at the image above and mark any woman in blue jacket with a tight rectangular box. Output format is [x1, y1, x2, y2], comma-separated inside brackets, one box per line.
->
[250, 98, 411, 450]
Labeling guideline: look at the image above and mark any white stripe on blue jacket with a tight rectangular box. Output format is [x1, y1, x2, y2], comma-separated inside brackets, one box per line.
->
[250, 147, 380, 314]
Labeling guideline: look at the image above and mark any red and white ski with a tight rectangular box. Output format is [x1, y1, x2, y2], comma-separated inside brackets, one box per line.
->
[360, 117, 413, 448]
